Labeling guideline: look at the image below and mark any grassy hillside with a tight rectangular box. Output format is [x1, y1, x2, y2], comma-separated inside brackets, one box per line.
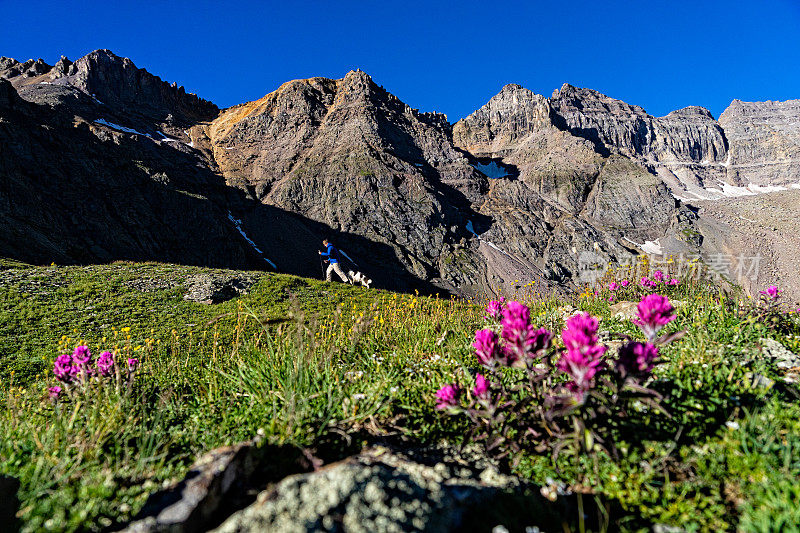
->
[1, 260, 799, 531]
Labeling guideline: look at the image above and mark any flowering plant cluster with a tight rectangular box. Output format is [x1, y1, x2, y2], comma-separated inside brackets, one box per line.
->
[599, 270, 680, 302]
[743, 284, 800, 335]
[435, 294, 682, 466]
[49, 345, 139, 400]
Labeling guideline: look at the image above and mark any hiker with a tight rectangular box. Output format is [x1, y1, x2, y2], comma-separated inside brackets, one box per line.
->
[318, 239, 351, 283]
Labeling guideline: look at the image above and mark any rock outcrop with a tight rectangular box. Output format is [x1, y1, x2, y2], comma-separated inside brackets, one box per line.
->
[210, 446, 552, 533]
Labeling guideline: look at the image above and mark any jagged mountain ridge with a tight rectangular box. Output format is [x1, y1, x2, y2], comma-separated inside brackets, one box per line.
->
[1, 49, 799, 296]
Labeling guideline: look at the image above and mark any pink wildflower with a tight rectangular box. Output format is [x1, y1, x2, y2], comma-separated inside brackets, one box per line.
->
[609, 282, 619, 291]
[502, 301, 530, 324]
[473, 374, 490, 399]
[621, 280, 630, 287]
[636, 294, 676, 340]
[669, 278, 679, 286]
[72, 345, 91, 365]
[435, 384, 460, 410]
[653, 270, 664, 282]
[473, 329, 500, 367]
[558, 313, 607, 394]
[617, 341, 659, 376]
[53, 354, 78, 384]
[48, 386, 62, 400]
[485, 298, 505, 320]
[96, 351, 115, 377]
[640, 277, 651, 287]
[760, 285, 781, 299]
[127, 358, 139, 372]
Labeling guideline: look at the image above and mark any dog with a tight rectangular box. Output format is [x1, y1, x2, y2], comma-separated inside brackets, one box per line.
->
[347, 270, 373, 288]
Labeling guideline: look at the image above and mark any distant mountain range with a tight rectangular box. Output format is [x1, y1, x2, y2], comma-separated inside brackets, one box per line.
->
[2, 49, 798, 297]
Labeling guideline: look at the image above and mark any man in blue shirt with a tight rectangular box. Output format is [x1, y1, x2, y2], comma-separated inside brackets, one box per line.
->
[318, 238, 351, 283]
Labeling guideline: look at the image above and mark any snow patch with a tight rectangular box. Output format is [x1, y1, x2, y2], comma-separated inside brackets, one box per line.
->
[94, 119, 151, 138]
[623, 236, 662, 255]
[720, 182, 756, 197]
[747, 183, 788, 194]
[227, 212, 276, 268]
[472, 161, 510, 179]
[641, 240, 663, 255]
[157, 131, 180, 143]
[184, 130, 194, 148]
[466, 220, 518, 261]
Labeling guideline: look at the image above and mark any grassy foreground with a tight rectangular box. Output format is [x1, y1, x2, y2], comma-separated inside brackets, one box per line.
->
[1, 260, 800, 532]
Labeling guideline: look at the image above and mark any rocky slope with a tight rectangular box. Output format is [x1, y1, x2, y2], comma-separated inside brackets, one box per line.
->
[1, 49, 799, 297]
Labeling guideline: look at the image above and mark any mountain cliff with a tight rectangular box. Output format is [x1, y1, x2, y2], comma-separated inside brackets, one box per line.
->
[719, 98, 800, 187]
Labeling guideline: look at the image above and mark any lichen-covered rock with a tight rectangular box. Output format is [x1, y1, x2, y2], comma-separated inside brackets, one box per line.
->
[183, 273, 260, 304]
[211, 446, 533, 533]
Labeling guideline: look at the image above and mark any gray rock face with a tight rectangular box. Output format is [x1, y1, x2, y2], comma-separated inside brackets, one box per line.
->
[550, 83, 654, 157]
[452, 84, 552, 157]
[0, 73, 260, 270]
[719, 98, 800, 187]
[123, 441, 260, 533]
[550, 85, 728, 165]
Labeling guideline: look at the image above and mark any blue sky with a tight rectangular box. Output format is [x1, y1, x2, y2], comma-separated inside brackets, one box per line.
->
[2, 0, 799, 120]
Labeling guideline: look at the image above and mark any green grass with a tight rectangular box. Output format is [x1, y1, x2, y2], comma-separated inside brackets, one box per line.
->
[1, 260, 800, 532]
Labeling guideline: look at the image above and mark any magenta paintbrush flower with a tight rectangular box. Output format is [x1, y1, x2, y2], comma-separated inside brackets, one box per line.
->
[558, 313, 607, 395]
[621, 280, 630, 287]
[653, 270, 664, 282]
[608, 282, 619, 291]
[502, 301, 530, 325]
[617, 341, 659, 376]
[473, 374, 490, 399]
[759, 285, 781, 299]
[96, 351, 115, 377]
[72, 345, 91, 365]
[127, 358, 139, 372]
[473, 328, 500, 367]
[48, 386, 62, 400]
[53, 354, 78, 383]
[636, 294, 676, 340]
[485, 298, 505, 320]
[435, 384, 460, 410]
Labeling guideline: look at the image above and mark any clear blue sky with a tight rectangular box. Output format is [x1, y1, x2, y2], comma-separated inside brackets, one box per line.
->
[2, 0, 799, 121]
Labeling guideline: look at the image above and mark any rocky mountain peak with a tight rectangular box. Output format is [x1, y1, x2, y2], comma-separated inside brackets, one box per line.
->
[663, 106, 715, 120]
[63, 49, 218, 125]
[0, 49, 219, 127]
[453, 83, 551, 157]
